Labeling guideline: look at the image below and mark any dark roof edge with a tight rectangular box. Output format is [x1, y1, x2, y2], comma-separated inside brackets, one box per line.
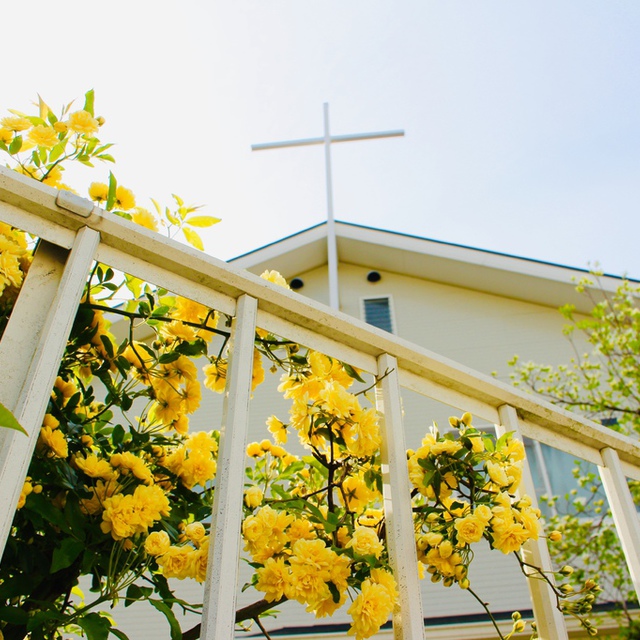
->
[229, 219, 634, 282]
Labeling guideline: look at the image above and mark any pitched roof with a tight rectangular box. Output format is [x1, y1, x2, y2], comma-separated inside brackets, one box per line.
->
[230, 221, 628, 312]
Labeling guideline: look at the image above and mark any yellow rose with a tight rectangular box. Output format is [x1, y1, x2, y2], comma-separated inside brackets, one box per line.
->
[157, 545, 192, 579]
[346, 526, 384, 559]
[1, 116, 31, 132]
[145, 531, 171, 556]
[474, 504, 493, 523]
[203, 359, 227, 393]
[347, 580, 394, 640]
[38, 426, 68, 458]
[27, 125, 58, 149]
[185, 521, 207, 543]
[244, 486, 264, 508]
[260, 269, 290, 289]
[88, 182, 109, 203]
[246, 442, 264, 457]
[131, 207, 158, 231]
[189, 545, 209, 582]
[114, 185, 136, 211]
[0, 128, 13, 144]
[75, 453, 116, 480]
[430, 439, 463, 456]
[486, 461, 510, 487]
[454, 514, 486, 544]
[256, 557, 292, 603]
[68, 110, 99, 135]
[491, 518, 530, 554]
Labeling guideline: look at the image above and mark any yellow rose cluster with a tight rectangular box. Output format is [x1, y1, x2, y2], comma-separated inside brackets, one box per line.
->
[274, 351, 381, 458]
[238, 347, 397, 638]
[410, 414, 541, 590]
[245, 506, 397, 636]
[0, 223, 30, 303]
[149, 522, 210, 583]
[100, 484, 170, 540]
[163, 430, 219, 489]
[0, 94, 105, 192]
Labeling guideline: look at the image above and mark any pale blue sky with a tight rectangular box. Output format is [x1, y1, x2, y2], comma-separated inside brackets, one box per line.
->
[4, 1, 640, 276]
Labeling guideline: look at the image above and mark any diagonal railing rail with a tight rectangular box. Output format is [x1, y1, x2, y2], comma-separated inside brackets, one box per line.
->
[0, 165, 639, 639]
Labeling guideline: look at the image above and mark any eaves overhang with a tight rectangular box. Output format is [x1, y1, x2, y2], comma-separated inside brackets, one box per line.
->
[231, 221, 632, 313]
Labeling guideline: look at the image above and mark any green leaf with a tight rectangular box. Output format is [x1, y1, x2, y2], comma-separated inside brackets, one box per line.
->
[0, 402, 26, 434]
[0, 605, 28, 624]
[112, 424, 125, 446]
[109, 629, 131, 640]
[327, 580, 341, 604]
[78, 612, 111, 640]
[9, 135, 22, 154]
[97, 153, 115, 163]
[149, 599, 182, 640]
[125, 583, 153, 607]
[106, 171, 117, 211]
[342, 362, 366, 383]
[482, 435, 495, 453]
[184, 215, 221, 228]
[495, 430, 514, 451]
[25, 116, 47, 127]
[138, 301, 151, 316]
[165, 207, 180, 225]
[51, 537, 85, 573]
[38, 94, 52, 120]
[183, 227, 204, 251]
[151, 305, 171, 317]
[100, 334, 115, 359]
[83, 89, 96, 116]
[158, 352, 181, 364]
[124, 273, 143, 298]
[49, 140, 66, 163]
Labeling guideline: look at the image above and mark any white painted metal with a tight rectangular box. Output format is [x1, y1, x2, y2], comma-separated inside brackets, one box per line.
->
[598, 447, 640, 600]
[532, 440, 558, 517]
[250, 106, 404, 311]
[55, 189, 100, 218]
[97, 244, 237, 318]
[201, 294, 258, 640]
[251, 129, 405, 151]
[376, 353, 426, 640]
[323, 102, 340, 311]
[497, 405, 569, 640]
[0, 228, 100, 557]
[1, 170, 639, 480]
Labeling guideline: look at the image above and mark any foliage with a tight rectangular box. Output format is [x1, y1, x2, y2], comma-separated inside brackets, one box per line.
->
[0, 89, 219, 250]
[0, 403, 26, 435]
[510, 274, 640, 635]
[0, 92, 599, 640]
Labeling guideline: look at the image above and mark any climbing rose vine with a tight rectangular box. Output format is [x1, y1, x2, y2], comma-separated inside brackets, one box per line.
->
[0, 93, 599, 640]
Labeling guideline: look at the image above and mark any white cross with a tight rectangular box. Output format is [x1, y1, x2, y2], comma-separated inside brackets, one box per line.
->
[252, 103, 404, 310]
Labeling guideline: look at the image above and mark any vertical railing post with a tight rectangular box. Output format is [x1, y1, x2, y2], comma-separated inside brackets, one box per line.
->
[598, 447, 640, 600]
[201, 294, 258, 640]
[0, 228, 100, 558]
[497, 405, 568, 640]
[376, 353, 426, 640]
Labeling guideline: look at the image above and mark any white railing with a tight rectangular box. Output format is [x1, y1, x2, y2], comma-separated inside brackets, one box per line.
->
[0, 165, 639, 640]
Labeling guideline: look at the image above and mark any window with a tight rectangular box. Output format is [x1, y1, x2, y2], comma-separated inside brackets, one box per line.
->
[362, 296, 394, 333]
